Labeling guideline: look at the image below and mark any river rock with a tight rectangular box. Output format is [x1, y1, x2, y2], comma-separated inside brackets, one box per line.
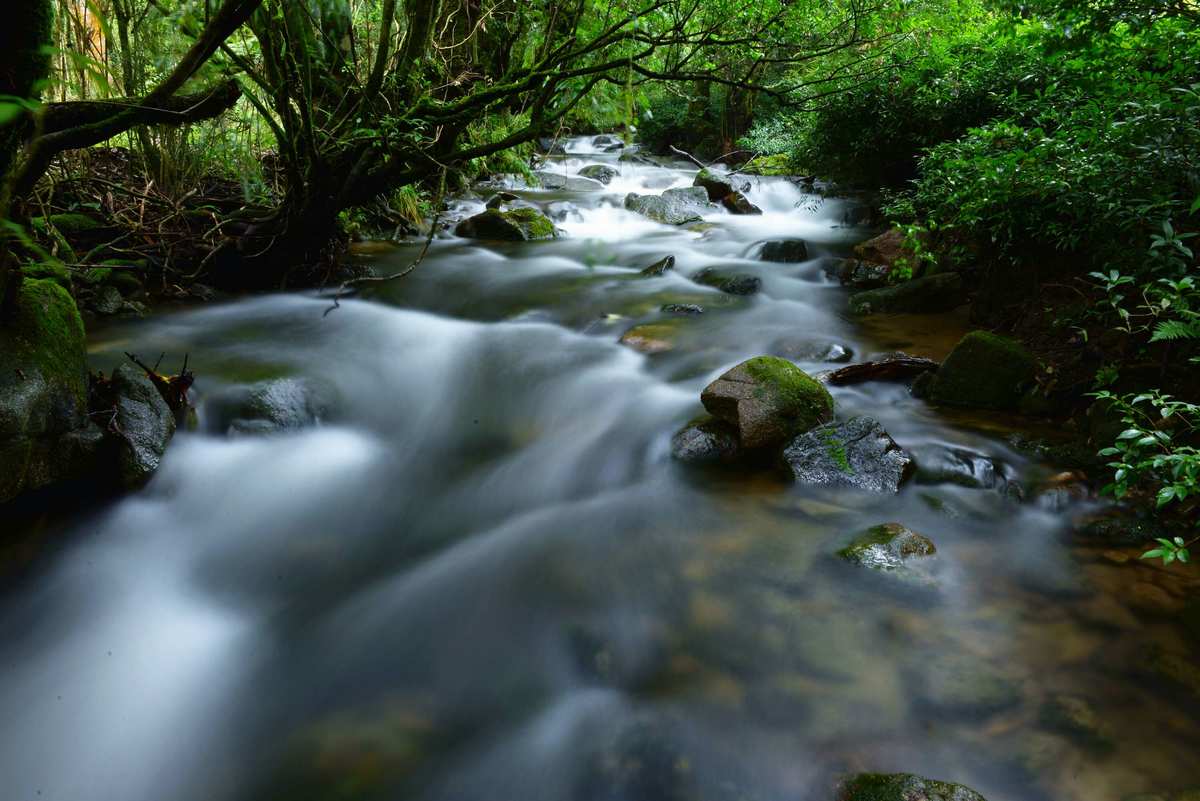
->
[670, 415, 741, 464]
[849, 273, 965, 315]
[769, 338, 853, 363]
[853, 228, 906, 267]
[910, 444, 1020, 497]
[722, 191, 762, 215]
[639, 255, 675, 276]
[662, 303, 703, 315]
[759, 239, 809, 262]
[693, 268, 760, 295]
[484, 191, 519, 210]
[929, 331, 1036, 411]
[837, 523, 936, 587]
[454, 208, 557, 241]
[826, 354, 939, 386]
[830, 258, 891, 289]
[694, 168, 736, 201]
[0, 279, 100, 504]
[110, 362, 177, 488]
[578, 164, 619, 185]
[782, 416, 915, 493]
[619, 321, 684, 354]
[624, 187, 713, 225]
[700, 356, 834, 449]
[837, 773, 988, 801]
[592, 134, 621, 147]
[207, 377, 336, 436]
[535, 170, 605, 191]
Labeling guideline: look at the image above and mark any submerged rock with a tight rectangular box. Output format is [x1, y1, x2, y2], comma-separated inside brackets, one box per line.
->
[670, 415, 741, 464]
[207, 377, 336, 436]
[914, 651, 1021, 717]
[769, 338, 852, 363]
[849, 273, 965, 315]
[661, 303, 703, 315]
[110, 363, 177, 488]
[700, 356, 834, 449]
[837, 773, 988, 801]
[928, 331, 1036, 412]
[1039, 694, 1114, 752]
[639, 255, 676, 276]
[619, 322, 685, 354]
[578, 164, 620, 185]
[0, 279, 97, 504]
[536, 170, 605, 191]
[910, 444, 1021, 497]
[624, 187, 713, 225]
[758, 239, 809, 262]
[454, 208, 557, 241]
[838, 523, 937, 587]
[693, 268, 760, 295]
[782, 416, 915, 493]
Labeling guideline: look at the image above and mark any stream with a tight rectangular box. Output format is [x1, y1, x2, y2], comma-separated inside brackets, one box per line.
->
[2, 136, 1199, 801]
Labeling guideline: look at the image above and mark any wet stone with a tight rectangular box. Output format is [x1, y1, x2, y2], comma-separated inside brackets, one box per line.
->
[759, 239, 809, 262]
[661, 303, 703, 315]
[693, 268, 760, 295]
[670, 416, 741, 464]
[782, 416, 915, 494]
[837, 773, 989, 801]
[639, 255, 676, 276]
[578, 164, 620, 185]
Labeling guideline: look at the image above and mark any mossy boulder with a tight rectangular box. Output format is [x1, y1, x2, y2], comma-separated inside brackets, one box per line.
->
[454, 208, 557, 241]
[31, 213, 108, 239]
[694, 168, 736, 201]
[782, 417, 915, 493]
[929, 331, 1036, 411]
[700, 356, 834, 448]
[848, 273, 965, 315]
[0, 279, 96, 503]
[837, 773, 988, 801]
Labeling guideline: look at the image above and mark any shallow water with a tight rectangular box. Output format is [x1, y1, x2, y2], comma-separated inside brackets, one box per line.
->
[2, 137, 1199, 801]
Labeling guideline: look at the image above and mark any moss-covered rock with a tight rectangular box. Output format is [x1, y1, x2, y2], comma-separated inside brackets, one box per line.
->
[31, 213, 106, 235]
[782, 417, 915, 493]
[0, 279, 95, 503]
[929, 331, 1036, 411]
[694, 168, 736, 201]
[21, 262, 71, 289]
[700, 356, 834, 448]
[454, 208, 557, 241]
[837, 772, 988, 801]
[839, 523, 936, 568]
[849, 273, 965, 315]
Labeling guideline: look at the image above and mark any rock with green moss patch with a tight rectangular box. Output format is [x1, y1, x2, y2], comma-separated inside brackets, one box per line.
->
[700, 356, 834, 448]
[929, 331, 1036, 411]
[32, 212, 106, 236]
[21, 262, 72, 289]
[839, 522, 935, 571]
[694, 168, 738, 201]
[837, 772, 988, 801]
[782, 416, 915, 493]
[454, 208, 557, 241]
[849, 273, 965, 315]
[0, 279, 96, 503]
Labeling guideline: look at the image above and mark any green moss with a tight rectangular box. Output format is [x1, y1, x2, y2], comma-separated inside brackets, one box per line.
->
[32, 213, 105, 235]
[743, 355, 834, 429]
[838, 773, 986, 801]
[838, 524, 936, 564]
[930, 330, 1036, 411]
[505, 207, 556, 239]
[6, 280, 87, 406]
[83, 267, 113, 285]
[21, 262, 71, 289]
[822, 427, 852, 473]
[739, 153, 795, 177]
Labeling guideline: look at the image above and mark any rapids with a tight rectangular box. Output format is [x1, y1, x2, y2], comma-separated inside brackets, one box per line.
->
[1, 136, 1197, 801]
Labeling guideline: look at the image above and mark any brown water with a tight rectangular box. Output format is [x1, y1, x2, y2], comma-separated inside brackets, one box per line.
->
[1, 137, 1198, 801]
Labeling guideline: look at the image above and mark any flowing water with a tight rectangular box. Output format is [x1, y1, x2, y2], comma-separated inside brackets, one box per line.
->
[2, 137, 1199, 801]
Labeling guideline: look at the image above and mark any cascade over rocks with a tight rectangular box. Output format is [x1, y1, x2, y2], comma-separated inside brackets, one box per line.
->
[782, 416, 915, 493]
[455, 208, 557, 241]
[699, 356, 834, 449]
[929, 331, 1036, 411]
[624, 186, 714, 225]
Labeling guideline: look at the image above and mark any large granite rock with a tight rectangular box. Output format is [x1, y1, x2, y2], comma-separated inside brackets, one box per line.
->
[0, 279, 99, 503]
[700, 356, 834, 449]
[782, 416, 915, 493]
[624, 187, 714, 225]
[454, 208, 557, 241]
[929, 331, 1036, 411]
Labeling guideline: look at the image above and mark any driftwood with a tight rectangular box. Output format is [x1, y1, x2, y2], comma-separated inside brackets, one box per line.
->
[826, 354, 939, 386]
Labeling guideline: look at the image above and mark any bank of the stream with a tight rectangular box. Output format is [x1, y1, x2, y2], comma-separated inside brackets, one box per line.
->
[1, 137, 1198, 801]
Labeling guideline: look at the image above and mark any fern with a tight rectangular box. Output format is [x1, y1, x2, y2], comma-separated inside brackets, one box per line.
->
[1150, 317, 1200, 342]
